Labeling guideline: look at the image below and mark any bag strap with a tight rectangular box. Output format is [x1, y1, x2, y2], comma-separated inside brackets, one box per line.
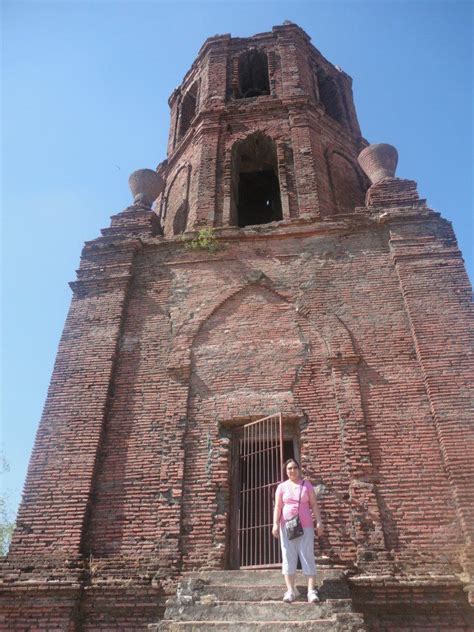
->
[296, 479, 305, 515]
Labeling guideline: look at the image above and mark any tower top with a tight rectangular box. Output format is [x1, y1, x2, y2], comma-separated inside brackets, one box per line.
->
[150, 21, 372, 236]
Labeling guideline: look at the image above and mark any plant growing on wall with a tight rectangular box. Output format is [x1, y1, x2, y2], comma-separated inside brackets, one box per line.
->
[183, 228, 220, 253]
[0, 453, 15, 556]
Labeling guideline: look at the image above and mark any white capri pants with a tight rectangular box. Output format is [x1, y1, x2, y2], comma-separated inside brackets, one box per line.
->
[279, 526, 317, 576]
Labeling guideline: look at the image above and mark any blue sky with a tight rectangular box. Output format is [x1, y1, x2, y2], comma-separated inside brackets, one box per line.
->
[1, 0, 473, 520]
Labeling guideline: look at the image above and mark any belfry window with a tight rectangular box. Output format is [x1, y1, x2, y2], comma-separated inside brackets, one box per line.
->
[231, 133, 282, 227]
[178, 82, 198, 139]
[237, 50, 270, 98]
[318, 74, 345, 126]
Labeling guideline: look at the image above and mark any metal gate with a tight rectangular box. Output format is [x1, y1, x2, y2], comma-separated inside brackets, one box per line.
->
[238, 413, 284, 568]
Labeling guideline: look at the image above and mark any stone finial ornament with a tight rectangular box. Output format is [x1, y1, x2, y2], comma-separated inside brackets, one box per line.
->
[358, 143, 398, 184]
[128, 169, 164, 207]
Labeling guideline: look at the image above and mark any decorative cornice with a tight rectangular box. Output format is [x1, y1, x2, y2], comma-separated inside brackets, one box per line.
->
[69, 274, 132, 297]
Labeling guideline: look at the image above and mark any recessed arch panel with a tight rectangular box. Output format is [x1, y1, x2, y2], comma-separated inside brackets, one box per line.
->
[326, 150, 365, 214]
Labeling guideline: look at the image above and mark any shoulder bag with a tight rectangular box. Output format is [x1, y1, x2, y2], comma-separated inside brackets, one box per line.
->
[285, 479, 305, 540]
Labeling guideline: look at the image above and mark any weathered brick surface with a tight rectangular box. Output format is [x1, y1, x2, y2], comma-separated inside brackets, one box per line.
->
[0, 587, 80, 631]
[2, 22, 472, 631]
[10, 240, 138, 559]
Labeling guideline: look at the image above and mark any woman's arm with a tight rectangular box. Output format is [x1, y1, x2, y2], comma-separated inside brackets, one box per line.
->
[272, 495, 283, 539]
[309, 487, 324, 537]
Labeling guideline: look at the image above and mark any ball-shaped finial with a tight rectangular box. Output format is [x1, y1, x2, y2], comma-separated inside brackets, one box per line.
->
[128, 169, 164, 207]
[358, 143, 398, 184]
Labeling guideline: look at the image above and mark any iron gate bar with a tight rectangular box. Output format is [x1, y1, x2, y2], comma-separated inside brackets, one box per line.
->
[263, 417, 266, 561]
[238, 413, 283, 568]
[270, 416, 275, 565]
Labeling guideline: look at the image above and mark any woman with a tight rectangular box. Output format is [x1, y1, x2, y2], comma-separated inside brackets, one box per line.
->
[272, 458, 324, 603]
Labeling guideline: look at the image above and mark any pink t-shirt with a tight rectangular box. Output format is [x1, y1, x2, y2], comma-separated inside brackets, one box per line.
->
[275, 479, 314, 528]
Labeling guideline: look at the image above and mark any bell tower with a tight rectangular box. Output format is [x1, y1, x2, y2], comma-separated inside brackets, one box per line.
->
[157, 21, 366, 237]
[3, 22, 473, 631]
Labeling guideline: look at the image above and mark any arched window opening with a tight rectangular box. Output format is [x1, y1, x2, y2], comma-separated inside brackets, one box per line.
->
[162, 165, 191, 237]
[173, 201, 189, 235]
[231, 133, 282, 227]
[178, 83, 198, 139]
[237, 50, 270, 99]
[318, 74, 345, 125]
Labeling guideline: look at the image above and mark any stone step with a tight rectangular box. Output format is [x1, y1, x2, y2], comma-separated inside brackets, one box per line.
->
[151, 612, 367, 631]
[151, 568, 367, 630]
[185, 568, 348, 587]
[194, 582, 350, 601]
[163, 599, 355, 622]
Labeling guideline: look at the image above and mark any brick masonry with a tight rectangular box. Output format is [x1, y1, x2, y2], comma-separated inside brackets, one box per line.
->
[1, 22, 473, 631]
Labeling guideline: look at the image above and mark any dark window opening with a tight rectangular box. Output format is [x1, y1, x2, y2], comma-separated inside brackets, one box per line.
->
[238, 49, 270, 99]
[238, 170, 282, 227]
[231, 133, 282, 228]
[178, 83, 198, 139]
[318, 74, 345, 125]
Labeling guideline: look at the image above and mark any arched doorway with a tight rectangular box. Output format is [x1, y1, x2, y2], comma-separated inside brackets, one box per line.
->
[231, 413, 300, 568]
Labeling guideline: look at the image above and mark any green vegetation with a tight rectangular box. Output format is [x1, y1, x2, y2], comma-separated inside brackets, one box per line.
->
[0, 453, 15, 556]
[183, 228, 220, 253]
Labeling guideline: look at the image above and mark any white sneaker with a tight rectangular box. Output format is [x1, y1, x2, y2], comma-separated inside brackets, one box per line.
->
[283, 590, 296, 603]
[308, 589, 320, 603]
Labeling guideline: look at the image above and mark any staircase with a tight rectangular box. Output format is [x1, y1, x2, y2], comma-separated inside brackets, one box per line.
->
[150, 568, 367, 631]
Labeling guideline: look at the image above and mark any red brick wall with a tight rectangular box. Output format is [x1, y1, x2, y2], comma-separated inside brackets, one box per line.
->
[0, 586, 79, 631]
[10, 241, 137, 558]
[65, 221, 466, 577]
[390, 219, 474, 576]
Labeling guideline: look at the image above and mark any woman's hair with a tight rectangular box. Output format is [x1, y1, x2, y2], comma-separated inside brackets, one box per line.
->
[284, 458, 300, 470]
